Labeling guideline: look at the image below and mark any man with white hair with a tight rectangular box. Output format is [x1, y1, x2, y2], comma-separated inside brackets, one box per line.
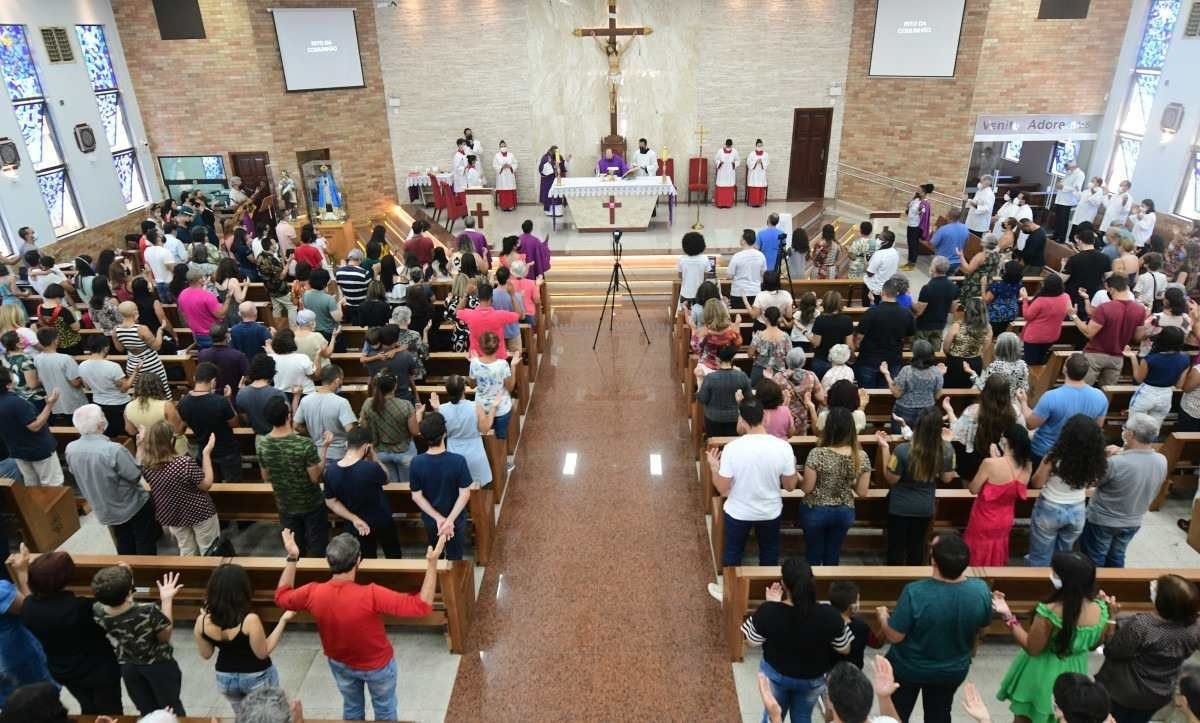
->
[237, 686, 301, 723]
[64, 404, 156, 554]
[965, 175, 995, 237]
[1078, 412, 1167, 568]
[1052, 160, 1085, 241]
[912, 256, 958, 350]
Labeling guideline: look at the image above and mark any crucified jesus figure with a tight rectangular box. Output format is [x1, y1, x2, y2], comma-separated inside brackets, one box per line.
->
[594, 36, 632, 114]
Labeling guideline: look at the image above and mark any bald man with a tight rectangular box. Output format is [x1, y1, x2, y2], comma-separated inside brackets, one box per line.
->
[230, 301, 273, 360]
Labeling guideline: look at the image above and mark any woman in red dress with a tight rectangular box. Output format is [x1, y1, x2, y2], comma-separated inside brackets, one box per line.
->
[963, 423, 1033, 566]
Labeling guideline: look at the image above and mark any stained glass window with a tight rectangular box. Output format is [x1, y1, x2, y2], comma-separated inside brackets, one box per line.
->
[36, 169, 81, 235]
[1106, 135, 1141, 189]
[95, 91, 130, 149]
[203, 156, 225, 179]
[1119, 72, 1159, 136]
[1049, 142, 1080, 177]
[75, 25, 118, 92]
[1135, 0, 1182, 71]
[13, 101, 61, 169]
[1002, 141, 1023, 164]
[113, 150, 147, 209]
[0, 25, 42, 101]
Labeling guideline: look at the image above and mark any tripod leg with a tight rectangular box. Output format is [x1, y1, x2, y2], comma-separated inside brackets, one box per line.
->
[592, 262, 620, 349]
[616, 263, 651, 345]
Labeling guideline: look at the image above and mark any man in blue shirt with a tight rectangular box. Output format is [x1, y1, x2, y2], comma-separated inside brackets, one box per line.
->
[1017, 353, 1108, 467]
[756, 213, 784, 272]
[930, 212, 969, 275]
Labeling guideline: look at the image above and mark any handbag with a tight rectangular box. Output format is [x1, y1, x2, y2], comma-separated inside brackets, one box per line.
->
[203, 533, 236, 558]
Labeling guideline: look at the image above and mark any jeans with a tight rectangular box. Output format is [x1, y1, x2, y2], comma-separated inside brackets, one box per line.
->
[759, 659, 825, 723]
[891, 674, 965, 723]
[348, 518, 404, 559]
[493, 410, 512, 440]
[377, 442, 417, 482]
[215, 665, 280, 706]
[1078, 522, 1139, 568]
[722, 512, 781, 567]
[155, 281, 174, 304]
[1023, 342, 1052, 366]
[121, 660, 185, 717]
[946, 263, 961, 277]
[113, 500, 158, 555]
[194, 333, 212, 349]
[810, 357, 831, 380]
[422, 514, 467, 560]
[1109, 700, 1156, 723]
[705, 418, 739, 438]
[328, 657, 397, 722]
[207, 449, 243, 482]
[280, 506, 329, 557]
[854, 362, 887, 389]
[798, 505, 854, 565]
[887, 514, 930, 566]
[1027, 498, 1085, 566]
[906, 226, 923, 264]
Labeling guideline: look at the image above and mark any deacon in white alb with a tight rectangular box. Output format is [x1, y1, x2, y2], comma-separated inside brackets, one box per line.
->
[463, 127, 482, 157]
[632, 137, 658, 177]
[1052, 160, 1085, 241]
[966, 175, 995, 236]
[714, 139, 739, 209]
[746, 139, 768, 207]
[451, 138, 469, 201]
[1101, 180, 1133, 232]
[1072, 176, 1106, 231]
[493, 141, 518, 211]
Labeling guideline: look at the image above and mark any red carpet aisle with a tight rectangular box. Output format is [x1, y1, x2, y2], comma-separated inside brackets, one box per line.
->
[446, 309, 739, 720]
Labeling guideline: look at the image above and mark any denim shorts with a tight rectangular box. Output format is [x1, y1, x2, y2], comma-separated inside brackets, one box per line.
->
[215, 664, 280, 701]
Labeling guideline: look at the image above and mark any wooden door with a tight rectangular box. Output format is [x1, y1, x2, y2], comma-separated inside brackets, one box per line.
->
[230, 151, 270, 194]
[786, 108, 833, 201]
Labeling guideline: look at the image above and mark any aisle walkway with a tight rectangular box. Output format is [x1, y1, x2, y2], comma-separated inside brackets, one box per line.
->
[446, 309, 738, 720]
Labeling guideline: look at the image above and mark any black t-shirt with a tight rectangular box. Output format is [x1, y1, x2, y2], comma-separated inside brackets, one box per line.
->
[20, 591, 118, 681]
[843, 615, 872, 669]
[324, 458, 391, 530]
[745, 601, 851, 678]
[812, 313, 854, 360]
[916, 277, 959, 331]
[1064, 250, 1112, 294]
[1021, 228, 1048, 267]
[178, 392, 237, 455]
[409, 450, 472, 517]
[357, 300, 391, 329]
[855, 302, 915, 366]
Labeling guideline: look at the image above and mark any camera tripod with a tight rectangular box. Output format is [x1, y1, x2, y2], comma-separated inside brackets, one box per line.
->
[593, 231, 651, 349]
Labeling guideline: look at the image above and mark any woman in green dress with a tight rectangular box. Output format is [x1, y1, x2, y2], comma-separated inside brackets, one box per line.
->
[993, 551, 1112, 723]
[957, 230, 1002, 301]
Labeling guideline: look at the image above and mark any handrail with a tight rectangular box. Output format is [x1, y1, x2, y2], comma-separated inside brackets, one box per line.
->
[836, 162, 967, 216]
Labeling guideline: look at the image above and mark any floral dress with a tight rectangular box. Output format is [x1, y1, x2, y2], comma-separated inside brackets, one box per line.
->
[88, 298, 122, 335]
[987, 280, 1023, 326]
[444, 293, 479, 353]
[750, 330, 790, 380]
[846, 238, 877, 279]
[961, 251, 999, 300]
[810, 243, 840, 280]
[785, 368, 819, 436]
[976, 359, 1030, 400]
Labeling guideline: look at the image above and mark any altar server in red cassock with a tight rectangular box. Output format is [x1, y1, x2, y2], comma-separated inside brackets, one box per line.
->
[714, 139, 739, 208]
[493, 142, 518, 211]
[746, 139, 768, 208]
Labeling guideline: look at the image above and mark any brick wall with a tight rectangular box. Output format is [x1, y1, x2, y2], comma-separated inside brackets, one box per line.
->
[40, 209, 145, 262]
[109, 0, 395, 220]
[838, 0, 1133, 212]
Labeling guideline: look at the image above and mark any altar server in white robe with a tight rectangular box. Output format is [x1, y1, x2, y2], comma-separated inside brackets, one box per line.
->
[714, 139, 739, 208]
[464, 128, 482, 157]
[632, 138, 658, 177]
[493, 141, 518, 211]
[1128, 198, 1158, 249]
[464, 155, 486, 188]
[452, 138, 469, 204]
[1072, 176, 1106, 231]
[746, 139, 769, 207]
[1101, 180, 1133, 232]
[992, 190, 1033, 242]
[966, 175, 995, 236]
[1052, 161, 1084, 241]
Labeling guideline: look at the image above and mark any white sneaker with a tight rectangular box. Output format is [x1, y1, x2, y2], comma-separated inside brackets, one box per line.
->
[707, 582, 724, 602]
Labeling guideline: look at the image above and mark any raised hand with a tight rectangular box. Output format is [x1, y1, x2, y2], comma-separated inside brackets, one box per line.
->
[941, 397, 954, 415]
[935, 362, 948, 376]
[765, 582, 783, 602]
[706, 448, 722, 468]
[874, 428, 891, 446]
[321, 431, 334, 448]
[203, 434, 216, 457]
[46, 388, 60, 406]
[157, 571, 183, 601]
[5, 542, 30, 573]
[870, 656, 899, 698]
[991, 590, 1011, 617]
[1016, 389, 1028, 406]
[281, 529, 301, 559]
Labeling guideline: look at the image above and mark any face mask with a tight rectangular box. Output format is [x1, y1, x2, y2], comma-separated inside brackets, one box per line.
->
[1050, 573, 1063, 590]
[1150, 580, 1158, 603]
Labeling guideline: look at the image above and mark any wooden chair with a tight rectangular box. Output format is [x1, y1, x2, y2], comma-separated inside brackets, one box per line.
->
[0, 479, 80, 552]
[442, 180, 467, 232]
[687, 158, 708, 204]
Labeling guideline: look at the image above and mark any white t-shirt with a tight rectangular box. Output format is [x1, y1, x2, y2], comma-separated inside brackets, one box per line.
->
[143, 244, 174, 283]
[728, 248, 767, 297]
[967, 185, 994, 232]
[864, 247, 900, 294]
[164, 234, 188, 264]
[30, 269, 67, 297]
[719, 433, 797, 521]
[78, 358, 131, 406]
[753, 290, 793, 314]
[906, 198, 922, 228]
[270, 352, 316, 395]
[1134, 271, 1167, 309]
[470, 358, 513, 417]
[678, 255, 709, 300]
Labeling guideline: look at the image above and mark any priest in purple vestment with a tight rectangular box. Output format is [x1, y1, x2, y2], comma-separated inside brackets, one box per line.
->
[517, 219, 551, 280]
[460, 217, 491, 269]
[538, 145, 569, 217]
[595, 148, 629, 176]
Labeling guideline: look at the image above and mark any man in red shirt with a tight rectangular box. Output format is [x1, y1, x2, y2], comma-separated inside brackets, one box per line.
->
[293, 223, 325, 271]
[1073, 274, 1147, 386]
[402, 220, 436, 267]
[457, 283, 520, 360]
[275, 530, 445, 721]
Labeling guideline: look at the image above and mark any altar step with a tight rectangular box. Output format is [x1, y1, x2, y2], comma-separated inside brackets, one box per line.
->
[545, 254, 682, 310]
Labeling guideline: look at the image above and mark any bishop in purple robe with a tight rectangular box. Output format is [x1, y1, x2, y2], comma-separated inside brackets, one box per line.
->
[595, 149, 629, 176]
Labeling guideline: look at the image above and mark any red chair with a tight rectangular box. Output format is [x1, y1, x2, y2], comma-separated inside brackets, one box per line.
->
[428, 173, 446, 224]
[443, 180, 467, 232]
[656, 158, 676, 185]
[687, 158, 708, 204]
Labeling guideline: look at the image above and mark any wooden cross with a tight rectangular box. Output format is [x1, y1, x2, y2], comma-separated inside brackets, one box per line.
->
[603, 195, 623, 224]
[471, 203, 490, 230]
[573, 0, 652, 137]
[694, 124, 707, 152]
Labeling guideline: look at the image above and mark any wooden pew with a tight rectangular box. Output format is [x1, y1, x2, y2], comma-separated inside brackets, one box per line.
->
[1159, 433, 1200, 526]
[207, 481, 496, 566]
[722, 565, 1170, 661]
[9, 554, 475, 653]
[0, 479, 80, 552]
[1008, 320, 1088, 350]
[949, 275, 1044, 295]
[1030, 350, 1135, 403]
[671, 278, 867, 307]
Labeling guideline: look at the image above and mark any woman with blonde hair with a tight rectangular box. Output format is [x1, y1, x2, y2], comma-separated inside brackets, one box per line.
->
[690, 297, 743, 376]
[0, 303, 35, 351]
[112, 300, 171, 399]
[124, 372, 185, 451]
[138, 420, 219, 555]
[1113, 233, 1140, 285]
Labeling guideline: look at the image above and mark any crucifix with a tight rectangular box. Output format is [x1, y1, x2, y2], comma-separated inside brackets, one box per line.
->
[471, 202, 490, 230]
[573, 0, 652, 139]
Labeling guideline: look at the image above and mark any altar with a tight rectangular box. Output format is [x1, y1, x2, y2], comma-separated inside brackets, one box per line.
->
[547, 176, 677, 232]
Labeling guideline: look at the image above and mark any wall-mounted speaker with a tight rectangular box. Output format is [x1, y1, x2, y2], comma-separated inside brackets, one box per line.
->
[0, 139, 19, 170]
[74, 123, 96, 153]
[1162, 103, 1186, 135]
